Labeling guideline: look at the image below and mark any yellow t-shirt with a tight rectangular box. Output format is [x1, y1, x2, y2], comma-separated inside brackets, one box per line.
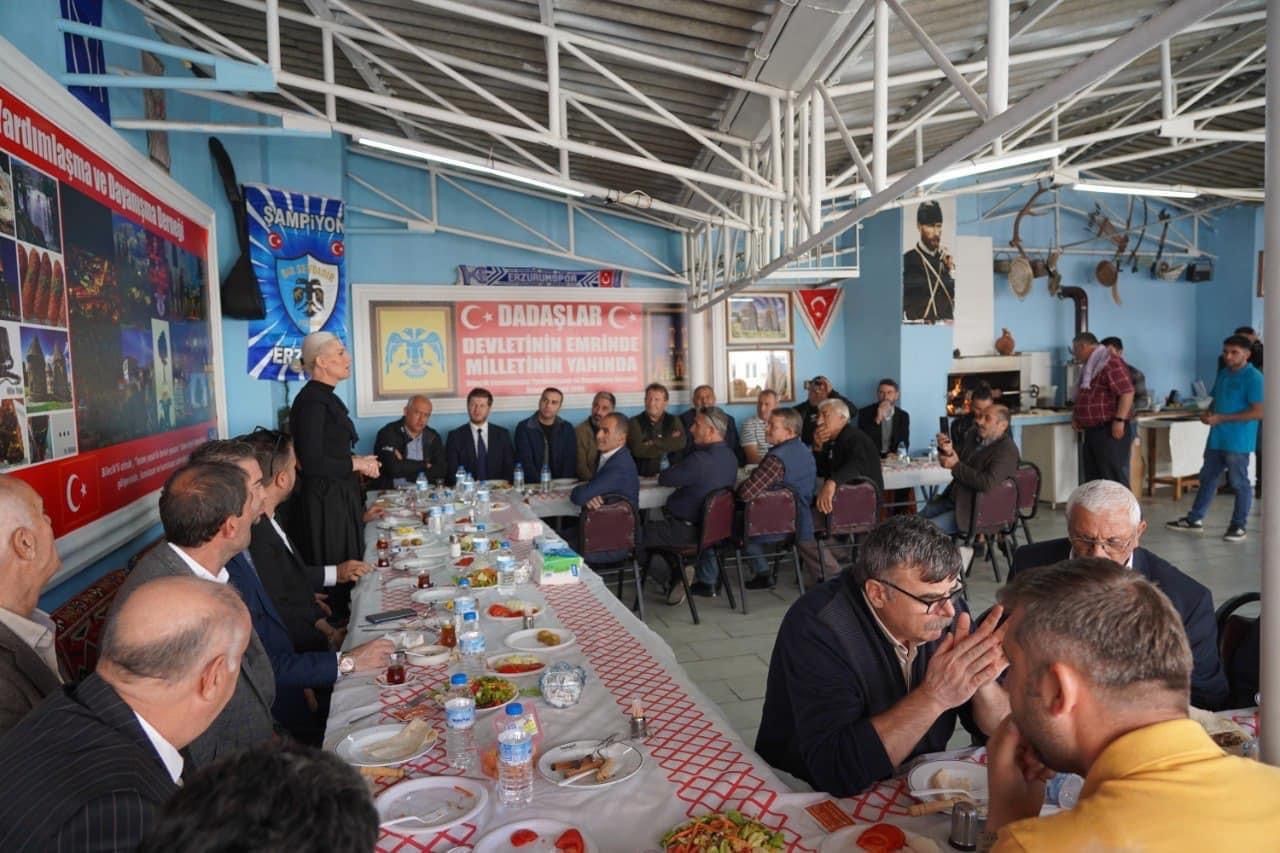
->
[995, 719, 1280, 852]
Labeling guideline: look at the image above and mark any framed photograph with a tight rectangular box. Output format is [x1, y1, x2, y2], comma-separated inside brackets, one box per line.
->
[727, 293, 791, 345]
[643, 306, 688, 392]
[727, 349, 794, 404]
[369, 302, 456, 401]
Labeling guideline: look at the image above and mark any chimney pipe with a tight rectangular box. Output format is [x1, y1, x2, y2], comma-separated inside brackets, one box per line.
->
[1057, 286, 1089, 338]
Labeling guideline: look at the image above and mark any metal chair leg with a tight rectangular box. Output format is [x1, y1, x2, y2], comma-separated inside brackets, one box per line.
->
[792, 544, 804, 593]
[630, 559, 645, 621]
[717, 548, 738, 611]
[677, 554, 699, 624]
[735, 548, 749, 616]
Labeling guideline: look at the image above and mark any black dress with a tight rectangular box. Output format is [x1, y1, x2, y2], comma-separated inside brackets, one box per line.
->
[288, 379, 364, 566]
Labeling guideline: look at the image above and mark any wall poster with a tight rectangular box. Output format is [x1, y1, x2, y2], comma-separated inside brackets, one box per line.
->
[901, 197, 958, 324]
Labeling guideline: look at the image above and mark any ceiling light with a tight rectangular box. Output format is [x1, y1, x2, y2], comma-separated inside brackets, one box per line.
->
[927, 146, 1067, 184]
[1072, 180, 1199, 200]
[355, 137, 585, 198]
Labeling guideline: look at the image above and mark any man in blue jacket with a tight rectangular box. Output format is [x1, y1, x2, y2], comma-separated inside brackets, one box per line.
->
[514, 387, 577, 481]
[1011, 478, 1228, 710]
[570, 412, 639, 511]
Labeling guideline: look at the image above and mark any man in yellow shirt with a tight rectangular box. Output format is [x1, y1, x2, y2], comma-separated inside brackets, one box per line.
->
[984, 558, 1280, 851]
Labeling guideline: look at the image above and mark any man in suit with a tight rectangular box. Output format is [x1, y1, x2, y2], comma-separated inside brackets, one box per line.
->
[372, 395, 446, 489]
[115, 455, 277, 768]
[571, 412, 640, 566]
[0, 576, 250, 851]
[445, 387, 514, 484]
[514, 386, 577, 480]
[1010, 479, 1229, 710]
[680, 385, 742, 465]
[809, 398, 883, 583]
[0, 475, 64, 736]
[857, 378, 911, 458]
[920, 404, 1019, 536]
[575, 391, 616, 481]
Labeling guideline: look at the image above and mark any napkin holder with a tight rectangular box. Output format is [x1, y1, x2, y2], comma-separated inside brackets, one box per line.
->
[532, 550, 582, 585]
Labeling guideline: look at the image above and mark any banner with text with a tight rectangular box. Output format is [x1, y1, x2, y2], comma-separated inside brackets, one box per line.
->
[458, 265, 624, 288]
[245, 184, 347, 380]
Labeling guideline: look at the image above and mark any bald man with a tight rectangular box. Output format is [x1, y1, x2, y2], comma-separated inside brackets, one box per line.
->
[0, 576, 251, 852]
[0, 475, 64, 736]
[373, 395, 445, 489]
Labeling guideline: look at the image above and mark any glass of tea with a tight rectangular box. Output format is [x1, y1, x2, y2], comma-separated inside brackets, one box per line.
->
[385, 651, 407, 684]
[416, 570, 432, 589]
[438, 622, 457, 648]
[375, 534, 390, 551]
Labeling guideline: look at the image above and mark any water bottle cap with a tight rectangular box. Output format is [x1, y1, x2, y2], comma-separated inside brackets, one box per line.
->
[450, 673, 468, 685]
[506, 703, 523, 715]
[458, 579, 471, 588]
[463, 611, 477, 622]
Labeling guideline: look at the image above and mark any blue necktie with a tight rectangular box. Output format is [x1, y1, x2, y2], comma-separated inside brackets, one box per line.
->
[475, 428, 488, 480]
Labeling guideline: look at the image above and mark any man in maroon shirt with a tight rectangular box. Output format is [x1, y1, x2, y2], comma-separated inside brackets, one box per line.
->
[1071, 332, 1135, 486]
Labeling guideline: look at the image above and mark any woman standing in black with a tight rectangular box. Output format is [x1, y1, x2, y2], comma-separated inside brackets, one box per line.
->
[289, 332, 380, 570]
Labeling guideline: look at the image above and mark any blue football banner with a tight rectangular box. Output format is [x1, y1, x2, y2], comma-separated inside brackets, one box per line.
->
[244, 185, 348, 381]
[457, 265, 624, 287]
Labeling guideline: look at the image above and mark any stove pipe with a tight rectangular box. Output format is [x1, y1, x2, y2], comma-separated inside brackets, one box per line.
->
[1057, 286, 1089, 337]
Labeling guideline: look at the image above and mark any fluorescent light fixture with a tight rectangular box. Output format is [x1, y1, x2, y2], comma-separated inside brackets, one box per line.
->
[355, 137, 585, 198]
[1072, 180, 1199, 200]
[927, 146, 1067, 184]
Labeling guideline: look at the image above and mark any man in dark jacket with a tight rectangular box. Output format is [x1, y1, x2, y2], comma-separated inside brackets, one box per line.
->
[736, 408, 817, 590]
[1010, 479, 1229, 710]
[627, 383, 684, 476]
[920, 405, 1019, 535]
[680, 385, 742, 465]
[514, 387, 577, 480]
[794, 375, 850, 446]
[756, 516, 1007, 796]
[809, 398, 884, 583]
[372, 395, 445, 489]
[445, 388, 515, 484]
[857, 378, 911, 458]
[570, 413, 640, 565]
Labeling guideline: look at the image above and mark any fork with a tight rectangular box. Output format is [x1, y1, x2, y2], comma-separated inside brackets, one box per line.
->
[380, 805, 452, 829]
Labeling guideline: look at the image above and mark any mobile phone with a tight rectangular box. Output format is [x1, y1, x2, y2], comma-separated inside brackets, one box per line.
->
[938, 416, 949, 435]
[365, 608, 417, 625]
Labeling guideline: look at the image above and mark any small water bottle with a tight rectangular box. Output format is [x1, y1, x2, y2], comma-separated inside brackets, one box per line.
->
[659, 454, 670, 472]
[455, 466, 467, 488]
[1044, 773, 1084, 809]
[896, 441, 909, 463]
[449, 533, 461, 559]
[476, 488, 492, 524]
[428, 506, 444, 536]
[539, 462, 551, 494]
[459, 611, 486, 680]
[496, 554, 517, 596]
[928, 438, 939, 463]
[497, 703, 535, 807]
[453, 578, 477, 632]
[415, 471, 428, 493]
[513, 463, 525, 491]
[443, 502, 456, 532]
[444, 673, 477, 770]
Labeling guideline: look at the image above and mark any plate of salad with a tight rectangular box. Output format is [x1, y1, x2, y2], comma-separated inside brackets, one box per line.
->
[661, 811, 784, 852]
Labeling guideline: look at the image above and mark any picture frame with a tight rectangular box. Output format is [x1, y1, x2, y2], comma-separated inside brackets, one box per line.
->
[726, 349, 794, 404]
[369, 301, 457, 401]
[726, 293, 791, 345]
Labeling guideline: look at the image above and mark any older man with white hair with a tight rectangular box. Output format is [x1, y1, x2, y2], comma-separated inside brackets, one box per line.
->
[1010, 479, 1228, 710]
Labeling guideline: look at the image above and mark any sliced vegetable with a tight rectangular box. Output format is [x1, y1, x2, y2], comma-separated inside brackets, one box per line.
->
[660, 810, 784, 852]
[856, 823, 907, 853]
[510, 828, 538, 847]
[554, 828, 584, 853]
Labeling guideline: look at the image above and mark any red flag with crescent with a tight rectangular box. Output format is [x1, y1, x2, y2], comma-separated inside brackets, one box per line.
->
[794, 287, 844, 347]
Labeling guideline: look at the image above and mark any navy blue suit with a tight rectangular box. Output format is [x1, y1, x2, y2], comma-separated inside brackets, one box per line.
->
[570, 447, 640, 510]
[445, 423, 515, 484]
[1010, 539, 1229, 710]
[513, 415, 577, 480]
[680, 409, 744, 466]
[226, 552, 338, 736]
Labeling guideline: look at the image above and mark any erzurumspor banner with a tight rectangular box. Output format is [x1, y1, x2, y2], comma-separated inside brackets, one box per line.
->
[245, 184, 347, 380]
[458, 265, 623, 287]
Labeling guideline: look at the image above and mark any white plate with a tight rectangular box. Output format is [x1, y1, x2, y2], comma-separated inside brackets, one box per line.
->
[405, 644, 452, 666]
[393, 556, 448, 572]
[384, 630, 428, 648]
[537, 740, 644, 789]
[550, 478, 579, 487]
[484, 600, 544, 622]
[375, 776, 488, 836]
[457, 522, 507, 536]
[817, 824, 940, 853]
[907, 759, 987, 814]
[472, 819, 598, 853]
[485, 653, 548, 679]
[336, 723, 438, 766]
[504, 627, 576, 653]
[411, 587, 458, 604]
[470, 676, 521, 714]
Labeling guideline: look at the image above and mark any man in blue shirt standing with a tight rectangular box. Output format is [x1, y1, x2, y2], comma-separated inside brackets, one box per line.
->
[1167, 334, 1264, 541]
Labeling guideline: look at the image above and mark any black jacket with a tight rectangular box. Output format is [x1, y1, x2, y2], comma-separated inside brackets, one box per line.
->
[856, 405, 911, 458]
[248, 516, 331, 653]
[795, 392, 852, 446]
[816, 422, 884, 493]
[1010, 539, 1229, 710]
[445, 423, 515, 484]
[0, 618, 61, 738]
[372, 418, 445, 489]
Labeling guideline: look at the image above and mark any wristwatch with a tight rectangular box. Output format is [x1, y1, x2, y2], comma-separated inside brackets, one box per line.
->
[339, 654, 356, 675]
[1112, 417, 1127, 423]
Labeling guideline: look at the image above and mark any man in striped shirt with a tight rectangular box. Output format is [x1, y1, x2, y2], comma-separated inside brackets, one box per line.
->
[740, 389, 778, 464]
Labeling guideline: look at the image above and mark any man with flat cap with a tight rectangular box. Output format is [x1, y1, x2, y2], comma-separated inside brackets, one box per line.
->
[903, 201, 955, 324]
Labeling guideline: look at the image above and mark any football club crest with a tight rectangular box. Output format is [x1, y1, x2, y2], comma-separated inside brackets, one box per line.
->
[277, 254, 338, 333]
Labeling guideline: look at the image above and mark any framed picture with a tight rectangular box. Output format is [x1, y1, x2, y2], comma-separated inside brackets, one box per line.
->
[727, 293, 791, 345]
[643, 306, 688, 391]
[369, 302, 456, 401]
[727, 349, 794, 404]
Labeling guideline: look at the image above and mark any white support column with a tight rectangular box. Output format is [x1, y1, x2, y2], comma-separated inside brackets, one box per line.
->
[784, 96, 795, 250]
[266, 0, 280, 72]
[799, 96, 810, 240]
[873, 0, 889, 192]
[770, 96, 783, 256]
[810, 89, 824, 236]
[988, 0, 1009, 154]
[1261, 0, 1280, 766]
[321, 27, 336, 122]
[1160, 40, 1176, 119]
[546, 32, 562, 148]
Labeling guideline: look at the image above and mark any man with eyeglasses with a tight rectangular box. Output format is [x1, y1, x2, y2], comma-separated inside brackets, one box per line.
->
[1009, 479, 1228, 710]
[757, 516, 1009, 796]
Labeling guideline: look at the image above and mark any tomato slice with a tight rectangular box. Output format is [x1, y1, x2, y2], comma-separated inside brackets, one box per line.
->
[857, 823, 907, 853]
[510, 828, 538, 846]
[489, 604, 518, 617]
[554, 828, 585, 853]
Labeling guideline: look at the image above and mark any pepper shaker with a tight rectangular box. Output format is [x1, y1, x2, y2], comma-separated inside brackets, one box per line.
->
[948, 801, 979, 851]
[522, 611, 537, 630]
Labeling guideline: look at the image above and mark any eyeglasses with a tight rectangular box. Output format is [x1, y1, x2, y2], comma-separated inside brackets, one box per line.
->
[1067, 534, 1134, 557]
[876, 577, 965, 614]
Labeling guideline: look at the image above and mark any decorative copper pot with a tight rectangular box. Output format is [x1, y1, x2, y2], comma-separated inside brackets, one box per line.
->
[995, 328, 1016, 356]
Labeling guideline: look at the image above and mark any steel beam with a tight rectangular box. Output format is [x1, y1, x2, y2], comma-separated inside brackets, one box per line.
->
[884, 0, 988, 119]
[873, 0, 889, 192]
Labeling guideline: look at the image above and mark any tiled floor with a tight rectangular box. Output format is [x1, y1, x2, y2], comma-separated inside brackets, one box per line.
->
[643, 490, 1264, 749]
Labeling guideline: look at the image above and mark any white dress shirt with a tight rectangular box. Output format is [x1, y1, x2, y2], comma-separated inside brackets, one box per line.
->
[0, 607, 62, 681]
[168, 542, 229, 584]
[133, 712, 184, 785]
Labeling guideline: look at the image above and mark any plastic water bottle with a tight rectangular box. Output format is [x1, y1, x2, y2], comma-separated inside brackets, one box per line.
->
[459, 611, 486, 680]
[1044, 773, 1084, 809]
[498, 703, 535, 806]
[540, 462, 551, 494]
[444, 673, 477, 770]
[453, 579, 477, 632]
[897, 441, 909, 463]
[416, 471, 428, 493]
[455, 466, 467, 488]
[513, 463, 525, 491]
[659, 454, 670, 472]
[496, 548, 517, 596]
[928, 438, 939, 463]
[476, 488, 492, 524]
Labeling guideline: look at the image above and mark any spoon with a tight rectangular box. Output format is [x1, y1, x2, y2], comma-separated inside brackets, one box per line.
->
[912, 786, 986, 800]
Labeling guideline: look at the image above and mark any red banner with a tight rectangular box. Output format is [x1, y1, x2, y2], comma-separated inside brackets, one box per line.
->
[455, 300, 645, 394]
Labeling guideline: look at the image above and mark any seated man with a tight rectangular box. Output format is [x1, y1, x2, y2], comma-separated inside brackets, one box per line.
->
[794, 375, 850, 446]
[0, 476, 64, 736]
[740, 389, 777, 464]
[857, 378, 911, 458]
[920, 404, 1019, 536]
[757, 516, 1008, 796]
[641, 407, 739, 604]
[680, 385, 742, 465]
[1010, 479, 1228, 710]
[372, 395, 446, 489]
[736, 408, 817, 590]
[575, 391, 615, 481]
[0, 576, 251, 851]
[570, 413, 639, 564]
[627, 383, 685, 476]
[949, 381, 993, 446]
[986, 559, 1280, 850]
[810, 398, 884, 582]
[444, 387, 514, 484]
[514, 386, 577, 481]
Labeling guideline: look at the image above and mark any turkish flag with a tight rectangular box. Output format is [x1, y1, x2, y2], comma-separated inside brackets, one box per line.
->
[54, 454, 102, 533]
[794, 287, 845, 347]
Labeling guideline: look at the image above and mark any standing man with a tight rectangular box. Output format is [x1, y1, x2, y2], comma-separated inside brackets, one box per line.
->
[627, 383, 685, 476]
[902, 201, 955, 324]
[680, 385, 742, 465]
[858, 378, 911, 458]
[372, 395, 445, 488]
[740, 389, 777, 464]
[736, 408, 817, 590]
[1101, 337, 1148, 408]
[0, 476, 64, 736]
[445, 387, 514, 484]
[575, 391, 615, 481]
[1070, 332, 1135, 485]
[1167, 334, 1264, 542]
[514, 387, 577, 480]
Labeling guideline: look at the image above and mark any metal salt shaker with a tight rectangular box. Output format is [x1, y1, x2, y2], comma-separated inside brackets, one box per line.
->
[522, 611, 536, 630]
[948, 800, 979, 851]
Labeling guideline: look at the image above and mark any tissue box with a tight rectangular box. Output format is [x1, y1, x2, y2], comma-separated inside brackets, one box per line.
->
[511, 520, 543, 540]
[532, 550, 582, 585]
